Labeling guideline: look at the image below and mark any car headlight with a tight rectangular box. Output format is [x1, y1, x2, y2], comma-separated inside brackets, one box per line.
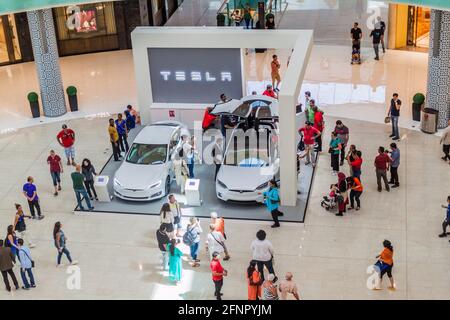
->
[149, 180, 162, 189]
[256, 182, 269, 190]
[217, 180, 228, 190]
[114, 178, 122, 187]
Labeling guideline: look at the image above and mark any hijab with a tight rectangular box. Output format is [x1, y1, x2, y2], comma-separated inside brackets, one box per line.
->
[337, 172, 346, 186]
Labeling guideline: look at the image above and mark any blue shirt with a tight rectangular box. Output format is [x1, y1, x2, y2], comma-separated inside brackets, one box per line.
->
[115, 119, 127, 135]
[23, 183, 38, 201]
[446, 204, 450, 221]
[390, 149, 400, 168]
[126, 114, 136, 130]
[18, 246, 33, 269]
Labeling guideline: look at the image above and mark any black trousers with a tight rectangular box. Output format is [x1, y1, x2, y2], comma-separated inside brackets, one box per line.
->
[349, 190, 362, 208]
[28, 199, 42, 218]
[255, 260, 275, 282]
[443, 144, 450, 160]
[213, 279, 223, 300]
[315, 135, 322, 152]
[340, 145, 346, 163]
[390, 167, 399, 185]
[442, 219, 450, 234]
[271, 209, 283, 226]
[84, 180, 97, 199]
[111, 141, 120, 161]
[118, 133, 129, 153]
[1, 269, 19, 291]
[331, 153, 340, 172]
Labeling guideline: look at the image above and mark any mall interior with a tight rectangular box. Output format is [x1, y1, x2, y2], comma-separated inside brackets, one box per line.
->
[0, 0, 449, 300]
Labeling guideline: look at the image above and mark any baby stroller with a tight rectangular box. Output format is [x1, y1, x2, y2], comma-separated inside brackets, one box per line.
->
[351, 40, 361, 64]
[321, 184, 338, 211]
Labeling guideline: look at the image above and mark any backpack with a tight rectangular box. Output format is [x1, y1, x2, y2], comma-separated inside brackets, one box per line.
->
[183, 227, 196, 246]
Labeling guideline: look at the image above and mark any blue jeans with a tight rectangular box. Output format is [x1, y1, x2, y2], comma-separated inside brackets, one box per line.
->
[74, 189, 93, 210]
[352, 169, 361, 180]
[190, 242, 200, 260]
[187, 162, 194, 178]
[391, 116, 399, 138]
[57, 247, 72, 265]
[162, 251, 169, 270]
[20, 268, 35, 288]
[50, 171, 61, 186]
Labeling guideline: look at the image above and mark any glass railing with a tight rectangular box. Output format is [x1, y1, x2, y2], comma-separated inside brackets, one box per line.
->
[217, 0, 283, 27]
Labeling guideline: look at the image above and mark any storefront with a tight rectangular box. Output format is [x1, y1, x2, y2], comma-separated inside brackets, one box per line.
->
[0, 14, 22, 65]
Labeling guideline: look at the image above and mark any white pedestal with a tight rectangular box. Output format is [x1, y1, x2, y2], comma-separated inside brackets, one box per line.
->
[94, 175, 111, 202]
[185, 179, 201, 206]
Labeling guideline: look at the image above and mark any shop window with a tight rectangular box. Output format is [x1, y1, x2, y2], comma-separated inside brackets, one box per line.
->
[54, 2, 117, 41]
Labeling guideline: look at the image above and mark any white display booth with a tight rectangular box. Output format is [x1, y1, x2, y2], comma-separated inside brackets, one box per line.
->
[131, 27, 313, 206]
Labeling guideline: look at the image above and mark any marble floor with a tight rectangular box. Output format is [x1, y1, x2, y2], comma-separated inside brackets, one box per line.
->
[0, 113, 448, 300]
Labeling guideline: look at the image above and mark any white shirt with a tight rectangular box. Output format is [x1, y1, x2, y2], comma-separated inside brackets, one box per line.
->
[251, 239, 274, 261]
[207, 231, 226, 254]
[160, 210, 174, 224]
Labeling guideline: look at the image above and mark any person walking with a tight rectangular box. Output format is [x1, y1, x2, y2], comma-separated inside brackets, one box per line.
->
[374, 146, 391, 192]
[329, 131, 342, 175]
[243, 5, 253, 29]
[71, 165, 94, 211]
[369, 28, 382, 60]
[13, 204, 35, 248]
[172, 149, 189, 194]
[374, 240, 395, 290]
[210, 212, 226, 239]
[167, 239, 183, 283]
[388, 143, 400, 188]
[169, 194, 182, 237]
[160, 203, 175, 238]
[56, 124, 76, 166]
[210, 251, 227, 300]
[350, 22, 362, 49]
[335, 172, 348, 216]
[5, 225, 18, 261]
[115, 113, 129, 153]
[247, 261, 262, 300]
[186, 217, 202, 267]
[156, 225, 171, 271]
[17, 238, 35, 290]
[81, 158, 98, 201]
[375, 16, 386, 53]
[54, 222, 78, 267]
[182, 135, 195, 178]
[47, 150, 63, 196]
[206, 224, 229, 261]
[22, 176, 44, 220]
[440, 119, 450, 164]
[387, 93, 401, 141]
[262, 274, 279, 300]
[270, 55, 281, 92]
[334, 120, 349, 166]
[346, 176, 363, 211]
[108, 118, 121, 162]
[251, 230, 276, 282]
[0, 239, 19, 292]
[438, 196, 450, 239]
[313, 105, 324, 152]
[262, 179, 284, 228]
[305, 98, 318, 125]
[279, 272, 300, 300]
[298, 121, 321, 166]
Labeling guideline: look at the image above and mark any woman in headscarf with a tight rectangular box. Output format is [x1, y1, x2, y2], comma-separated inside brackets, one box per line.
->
[336, 172, 348, 216]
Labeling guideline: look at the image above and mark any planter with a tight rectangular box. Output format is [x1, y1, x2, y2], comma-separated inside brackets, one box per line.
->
[27, 92, 40, 118]
[412, 93, 425, 121]
[66, 86, 78, 112]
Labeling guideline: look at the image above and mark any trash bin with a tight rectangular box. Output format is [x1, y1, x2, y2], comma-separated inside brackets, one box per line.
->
[94, 175, 111, 202]
[420, 108, 439, 134]
[185, 179, 201, 206]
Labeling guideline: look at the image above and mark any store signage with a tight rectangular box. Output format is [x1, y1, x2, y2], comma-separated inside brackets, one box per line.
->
[0, 0, 120, 15]
[169, 110, 175, 117]
[148, 48, 243, 104]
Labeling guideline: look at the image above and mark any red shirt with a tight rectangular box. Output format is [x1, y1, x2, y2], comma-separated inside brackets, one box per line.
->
[374, 153, 391, 170]
[350, 158, 363, 170]
[210, 259, 224, 281]
[313, 111, 324, 132]
[202, 109, 216, 129]
[47, 155, 62, 172]
[57, 129, 75, 148]
[263, 90, 276, 99]
[299, 126, 320, 145]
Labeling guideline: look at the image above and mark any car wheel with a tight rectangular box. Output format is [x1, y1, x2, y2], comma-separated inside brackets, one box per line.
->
[165, 176, 171, 196]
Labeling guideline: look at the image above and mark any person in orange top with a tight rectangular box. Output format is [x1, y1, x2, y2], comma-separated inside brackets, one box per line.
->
[346, 176, 363, 210]
[211, 212, 230, 260]
[246, 261, 262, 300]
[270, 55, 281, 91]
[374, 240, 395, 290]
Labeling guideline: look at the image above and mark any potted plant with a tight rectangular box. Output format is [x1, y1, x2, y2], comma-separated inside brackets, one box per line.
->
[66, 85, 78, 112]
[412, 93, 425, 121]
[27, 92, 40, 118]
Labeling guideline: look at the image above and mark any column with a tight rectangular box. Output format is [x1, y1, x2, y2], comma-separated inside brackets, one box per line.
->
[27, 9, 66, 117]
[426, 9, 450, 129]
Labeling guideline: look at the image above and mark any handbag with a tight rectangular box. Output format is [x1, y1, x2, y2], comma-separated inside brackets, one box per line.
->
[384, 116, 391, 124]
[374, 260, 389, 273]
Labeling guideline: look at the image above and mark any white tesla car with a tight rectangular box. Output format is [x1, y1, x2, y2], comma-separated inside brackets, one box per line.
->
[113, 121, 189, 201]
[212, 95, 280, 203]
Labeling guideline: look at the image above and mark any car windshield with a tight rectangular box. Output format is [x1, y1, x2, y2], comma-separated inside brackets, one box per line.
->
[126, 143, 167, 165]
[224, 130, 271, 167]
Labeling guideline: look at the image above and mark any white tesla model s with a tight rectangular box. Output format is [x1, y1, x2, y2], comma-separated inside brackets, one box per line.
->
[212, 95, 280, 203]
[113, 121, 189, 201]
